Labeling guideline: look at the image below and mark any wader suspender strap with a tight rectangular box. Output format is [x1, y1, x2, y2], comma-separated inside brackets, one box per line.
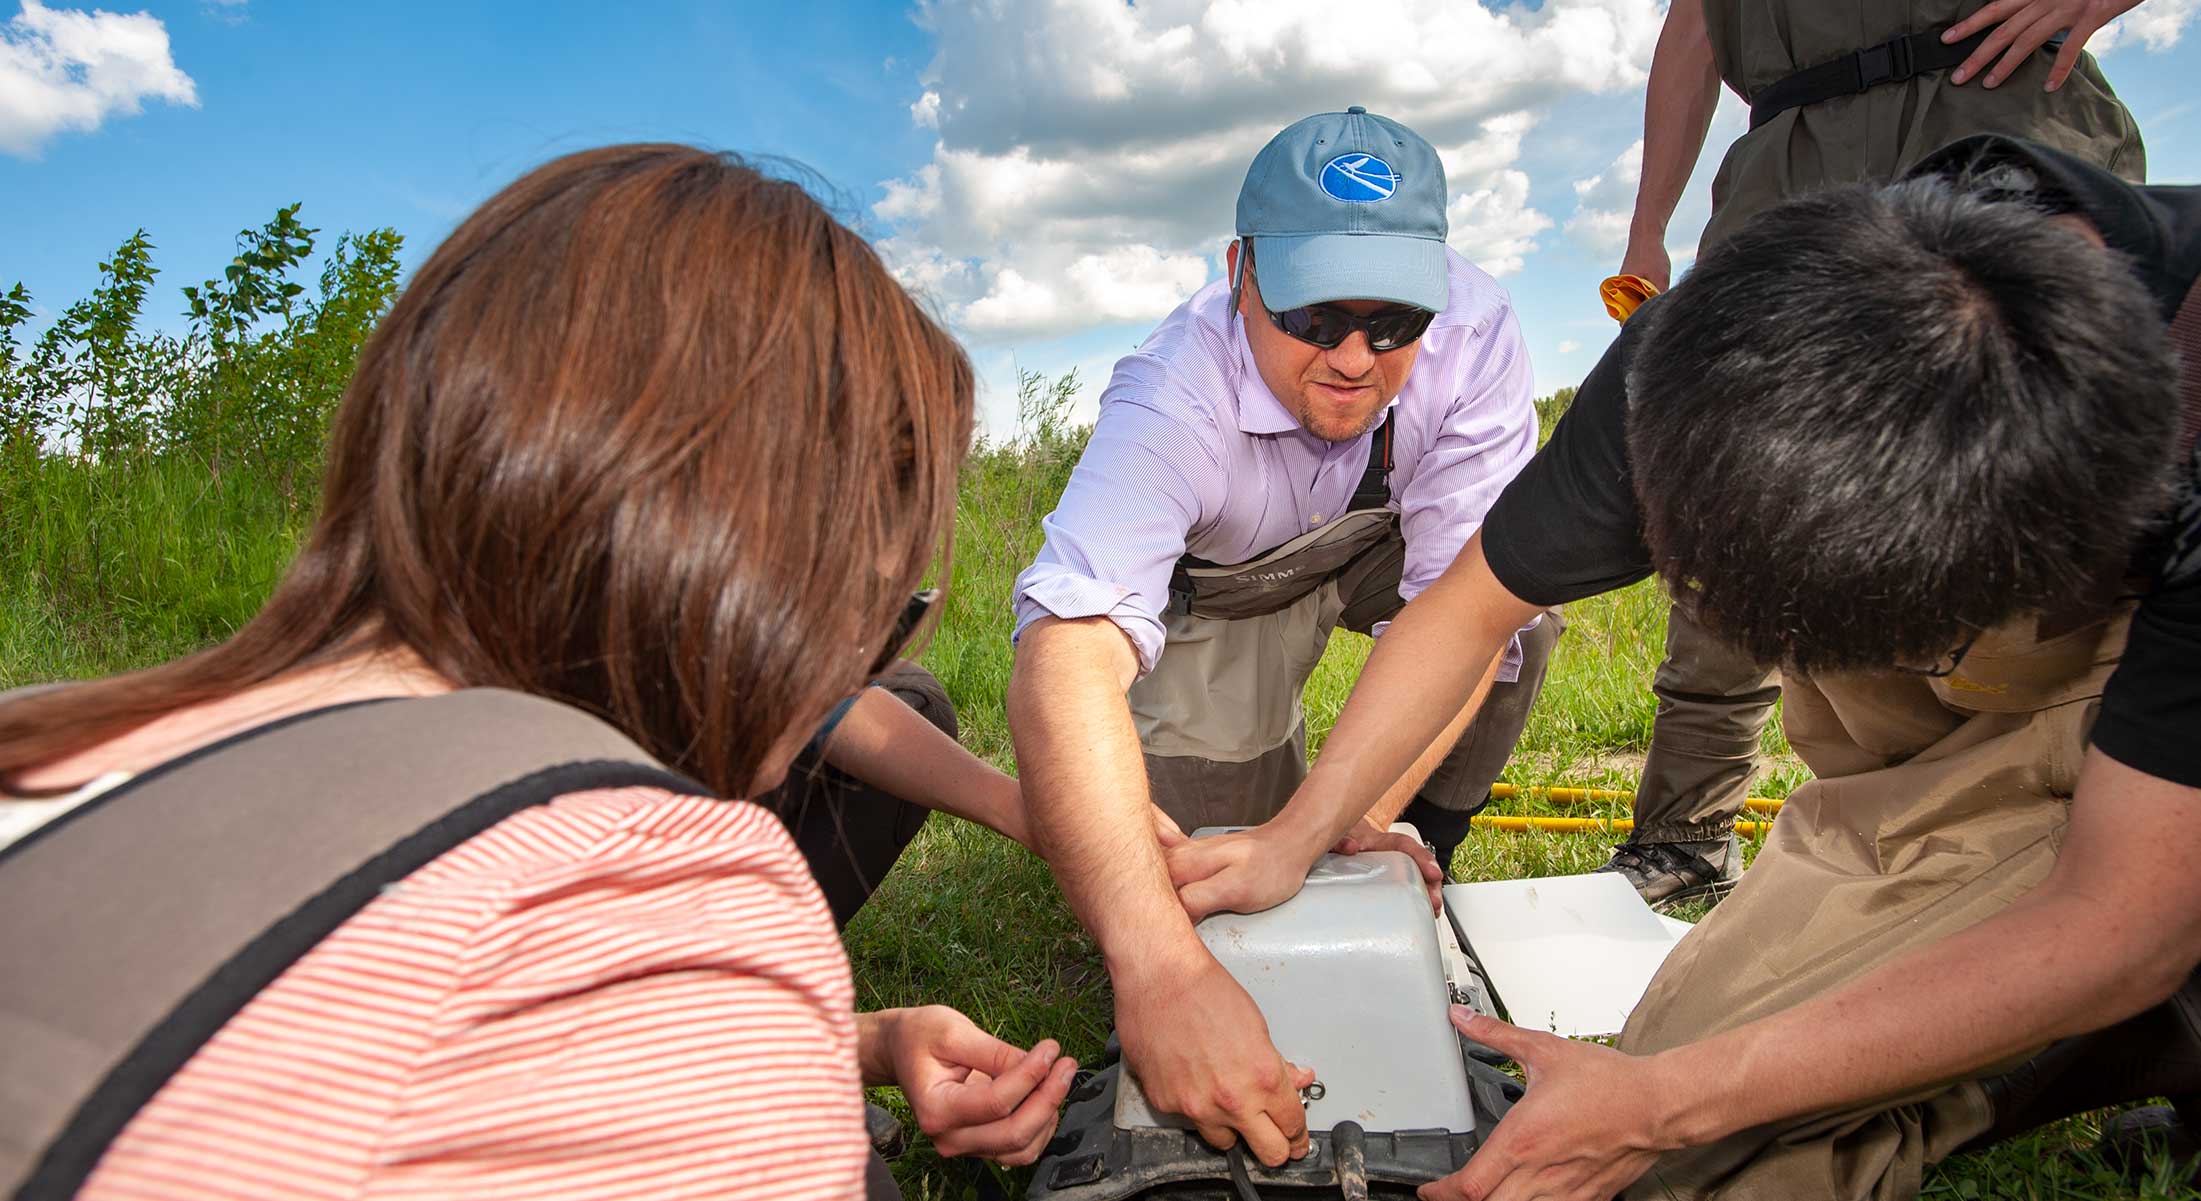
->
[1347, 407, 1397, 512]
[1167, 408, 1398, 615]
[2172, 275, 2201, 459]
[1749, 25, 1995, 131]
[0, 689, 707, 1200]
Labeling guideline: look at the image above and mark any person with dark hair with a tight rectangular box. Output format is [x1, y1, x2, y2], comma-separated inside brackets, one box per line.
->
[1164, 134, 2201, 1200]
[1596, 0, 2148, 904]
[0, 145, 1067, 1200]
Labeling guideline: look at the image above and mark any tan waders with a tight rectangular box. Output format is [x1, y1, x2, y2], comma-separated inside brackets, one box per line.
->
[1129, 419, 1558, 834]
[1619, 599, 2134, 1200]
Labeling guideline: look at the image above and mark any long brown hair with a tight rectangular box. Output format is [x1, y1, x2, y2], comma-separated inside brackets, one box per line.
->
[0, 145, 973, 797]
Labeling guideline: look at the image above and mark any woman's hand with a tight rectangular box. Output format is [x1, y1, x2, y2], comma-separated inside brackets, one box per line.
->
[860, 1006, 1077, 1164]
[1419, 1009, 1676, 1201]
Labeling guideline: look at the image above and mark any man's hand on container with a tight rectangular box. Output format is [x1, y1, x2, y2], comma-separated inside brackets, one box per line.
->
[1945, 0, 2142, 91]
[1418, 1008, 1672, 1201]
[1166, 817, 1441, 920]
[1332, 818, 1445, 911]
[1116, 951, 1315, 1166]
[1164, 823, 1320, 920]
[864, 1006, 1078, 1165]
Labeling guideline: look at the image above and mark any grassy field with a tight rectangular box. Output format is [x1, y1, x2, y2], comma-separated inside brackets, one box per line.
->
[2, 435, 2189, 1200]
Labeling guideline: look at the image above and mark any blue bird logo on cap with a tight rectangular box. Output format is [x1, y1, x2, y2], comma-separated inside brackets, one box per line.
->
[1319, 153, 1401, 203]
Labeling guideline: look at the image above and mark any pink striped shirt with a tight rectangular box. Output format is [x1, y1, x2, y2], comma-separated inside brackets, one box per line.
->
[78, 786, 866, 1201]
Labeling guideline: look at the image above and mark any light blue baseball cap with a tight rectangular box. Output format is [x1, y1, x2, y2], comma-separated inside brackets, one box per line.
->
[1236, 106, 1450, 314]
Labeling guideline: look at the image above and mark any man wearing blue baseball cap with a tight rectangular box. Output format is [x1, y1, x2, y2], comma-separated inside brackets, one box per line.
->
[1006, 108, 1554, 1163]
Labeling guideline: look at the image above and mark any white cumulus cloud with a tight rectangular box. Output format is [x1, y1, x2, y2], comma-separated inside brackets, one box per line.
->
[1448, 168, 1552, 278]
[1561, 88, 1746, 273]
[0, 0, 197, 158]
[2092, 0, 2198, 53]
[1562, 138, 1642, 260]
[879, 0, 1664, 343]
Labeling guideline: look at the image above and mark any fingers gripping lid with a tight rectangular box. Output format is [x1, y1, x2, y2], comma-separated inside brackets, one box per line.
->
[1236, 106, 1450, 312]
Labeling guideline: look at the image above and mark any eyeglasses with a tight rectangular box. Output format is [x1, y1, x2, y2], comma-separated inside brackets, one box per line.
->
[1262, 301, 1436, 352]
[1890, 633, 1979, 678]
[865, 588, 940, 677]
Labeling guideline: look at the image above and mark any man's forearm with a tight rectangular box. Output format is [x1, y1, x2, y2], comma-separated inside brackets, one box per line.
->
[1652, 752, 2201, 1147]
[1627, 0, 1721, 254]
[1277, 534, 1542, 851]
[1009, 618, 1209, 979]
[1658, 886, 2187, 1145]
[1359, 652, 1503, 829]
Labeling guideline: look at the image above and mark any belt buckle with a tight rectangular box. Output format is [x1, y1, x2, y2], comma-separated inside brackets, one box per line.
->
[1854, 36, 1912, 90]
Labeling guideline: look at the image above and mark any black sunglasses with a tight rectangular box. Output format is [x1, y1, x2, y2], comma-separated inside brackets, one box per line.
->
[1262, 301, 1436, 352]
[1235, 241, 1436, 352]
[866, 588, 940, 677]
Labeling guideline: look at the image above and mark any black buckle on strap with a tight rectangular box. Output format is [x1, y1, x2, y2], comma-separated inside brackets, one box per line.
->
[1853, 35, 1913, 90]
[1752, 25, 1988, 130]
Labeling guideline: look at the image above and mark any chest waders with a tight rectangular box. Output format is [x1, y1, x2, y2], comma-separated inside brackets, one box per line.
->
[1131, 410, 1560, 836]
[0, 690, 904, 1201]
[1165, 414, 1401, 623]
[1130, 415, 1410, 830]
[1606, 279, 2201, 1201]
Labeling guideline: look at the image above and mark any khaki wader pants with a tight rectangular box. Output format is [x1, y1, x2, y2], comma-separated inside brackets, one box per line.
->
[1131, 519, 1560, 832]
[1629, 0, 2148, 843]
[1619, 599, 2133, 1200]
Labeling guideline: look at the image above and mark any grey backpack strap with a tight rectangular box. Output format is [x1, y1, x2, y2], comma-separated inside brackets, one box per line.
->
[0, 689, 710, 1200]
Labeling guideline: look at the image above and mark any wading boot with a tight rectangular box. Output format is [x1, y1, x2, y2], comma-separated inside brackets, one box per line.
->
[2096, 1098, 2201, 1187]
[1594, 834, 1741, 907]
[1960, 970, 2201, 1164]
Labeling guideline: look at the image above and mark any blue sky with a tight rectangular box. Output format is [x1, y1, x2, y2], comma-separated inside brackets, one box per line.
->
[6, 0, 2200, 433]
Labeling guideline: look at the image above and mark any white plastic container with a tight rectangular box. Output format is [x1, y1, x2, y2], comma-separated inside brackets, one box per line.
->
[1115, 843, 1477, 1134]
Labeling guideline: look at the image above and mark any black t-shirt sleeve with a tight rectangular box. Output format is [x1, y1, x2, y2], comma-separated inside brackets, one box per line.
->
[1481, 319, 1657, 606]
[2094, 461, 2201, 789]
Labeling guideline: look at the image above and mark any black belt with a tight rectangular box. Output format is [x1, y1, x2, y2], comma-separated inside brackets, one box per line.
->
[1749, 26, 1991, 131]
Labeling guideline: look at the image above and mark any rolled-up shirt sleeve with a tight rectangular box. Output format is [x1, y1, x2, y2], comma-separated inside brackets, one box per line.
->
[1012, 397, 1222, 676]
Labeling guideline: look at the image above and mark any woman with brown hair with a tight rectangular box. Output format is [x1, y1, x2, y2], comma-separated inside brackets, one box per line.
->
[0, 145, 1068, 1199]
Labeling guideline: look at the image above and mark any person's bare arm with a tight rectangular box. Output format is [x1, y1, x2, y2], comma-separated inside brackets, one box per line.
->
[821, 687, 1028, 846]
[1423, 749, 2201, 1201]
[1358, 650, 1506, 830]
[1008, 616, 1312, 1166]
[1166, 534, 1543, 918]
[1619, 0, 1722, 290]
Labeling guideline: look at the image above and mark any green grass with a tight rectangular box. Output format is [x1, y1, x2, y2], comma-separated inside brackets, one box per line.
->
[4, 446, 2191, 1200]
[0, 454, 309, 687]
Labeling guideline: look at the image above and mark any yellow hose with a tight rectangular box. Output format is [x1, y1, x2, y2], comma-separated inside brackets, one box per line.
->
[1470, 813, 1778, 831]
[1487, 783, 1784, 814]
